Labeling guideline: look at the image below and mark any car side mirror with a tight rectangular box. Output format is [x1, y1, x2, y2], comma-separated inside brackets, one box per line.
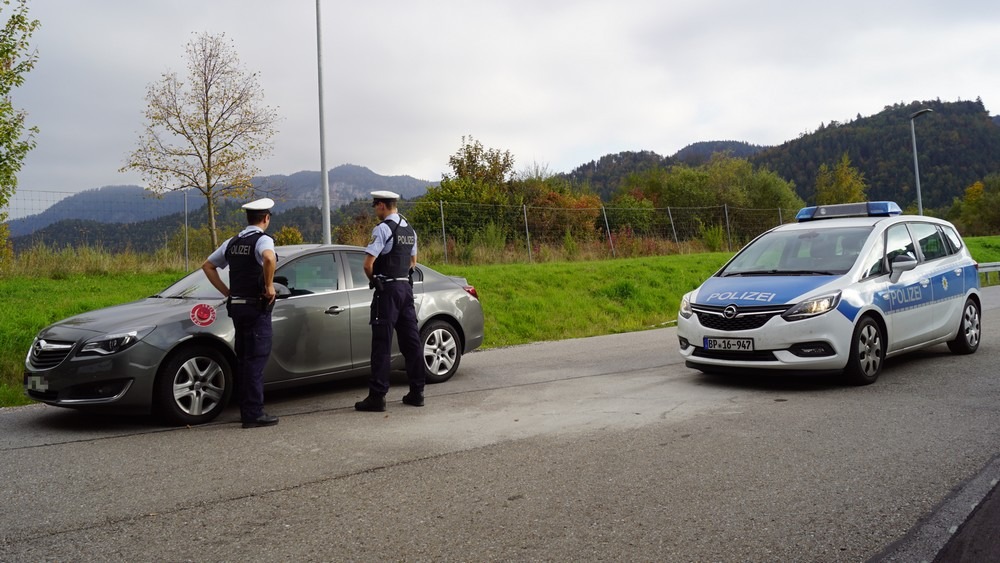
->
[889, 254, 918, 283]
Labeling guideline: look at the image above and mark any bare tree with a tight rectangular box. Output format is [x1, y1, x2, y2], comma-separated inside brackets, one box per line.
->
[121, 32, 279, 247]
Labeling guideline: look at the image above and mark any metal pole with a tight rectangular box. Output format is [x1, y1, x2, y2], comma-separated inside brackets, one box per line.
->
[667, 206, 678, 245]
[184, 189, 189, 271]
[316, 0, 332, 244]
[778, 207, 783, 225]
[601, 205, 615, 257]
[523, 204, 532, 263]
[910, 108, 933, 216]
[724, 204, 732, 252]
[439, 200, 447, 264]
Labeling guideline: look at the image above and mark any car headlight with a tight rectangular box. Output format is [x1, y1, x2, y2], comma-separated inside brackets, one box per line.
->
[77, 327, 155, 356]
[679, 292, 694, 319]
[782, 292, 842, 321]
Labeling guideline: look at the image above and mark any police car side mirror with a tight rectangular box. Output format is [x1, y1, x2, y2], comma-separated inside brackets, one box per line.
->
[889, 254, 918, 283]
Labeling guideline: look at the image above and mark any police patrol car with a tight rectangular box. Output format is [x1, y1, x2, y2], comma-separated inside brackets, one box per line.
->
[677, 202, 982, 384]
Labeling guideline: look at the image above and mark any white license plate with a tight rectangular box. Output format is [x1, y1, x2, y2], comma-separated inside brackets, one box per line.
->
[704, 337, 754, 351]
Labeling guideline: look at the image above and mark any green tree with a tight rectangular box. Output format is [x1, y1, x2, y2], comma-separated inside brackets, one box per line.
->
[410, 136, 519, 243]
[121, 32, 279, 248]
[814, 153, 867, 205]
[273, 225, 304, 246]
[0, 0, 39, 264]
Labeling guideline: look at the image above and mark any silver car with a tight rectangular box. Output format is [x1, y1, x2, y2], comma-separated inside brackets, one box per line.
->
[23, 244, 484, 425]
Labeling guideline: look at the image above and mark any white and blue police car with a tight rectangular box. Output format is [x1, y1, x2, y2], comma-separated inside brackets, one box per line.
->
[677, 201, 982, 384]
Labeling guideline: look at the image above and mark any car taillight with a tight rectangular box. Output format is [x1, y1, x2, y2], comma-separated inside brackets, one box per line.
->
[464, 285, 479, 299]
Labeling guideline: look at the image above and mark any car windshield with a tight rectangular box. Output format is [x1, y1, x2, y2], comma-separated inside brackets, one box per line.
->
[721, 226, 874, 276]
[155, 268, 229, 299]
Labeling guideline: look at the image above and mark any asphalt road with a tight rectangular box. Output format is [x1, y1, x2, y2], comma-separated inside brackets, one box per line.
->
[2, 289, 1000, 562]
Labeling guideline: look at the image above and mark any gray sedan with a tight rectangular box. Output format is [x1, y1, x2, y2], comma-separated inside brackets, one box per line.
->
[23, 244, 485, 425]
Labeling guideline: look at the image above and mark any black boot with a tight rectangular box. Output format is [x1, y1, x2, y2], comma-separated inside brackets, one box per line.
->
[402, 391, 424, 407]
[355, 392, 386, 412]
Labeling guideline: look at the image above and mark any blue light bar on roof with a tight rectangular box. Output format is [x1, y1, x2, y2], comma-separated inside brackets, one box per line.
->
[796, 201, 902, 222]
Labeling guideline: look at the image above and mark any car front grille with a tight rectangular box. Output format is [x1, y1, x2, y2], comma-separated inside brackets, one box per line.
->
[28, 339, 75, 370]
[693, 304, 790, 331]
[692, 348, 778, 361]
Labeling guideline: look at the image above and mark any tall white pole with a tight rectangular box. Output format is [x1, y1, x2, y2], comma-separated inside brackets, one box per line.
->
[316, 0, 332, 244]
[909, 108, 933, 216]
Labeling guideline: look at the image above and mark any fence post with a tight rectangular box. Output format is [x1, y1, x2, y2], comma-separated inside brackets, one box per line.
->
[667, 206, 678, 246]
[439, 200, 447, 264]
[523, 204, 532, 263]
[724, 204, 732, 252]
[777, 207, 783, 226]
[601, 205, 616, 257]
[183, 189, 189, 271]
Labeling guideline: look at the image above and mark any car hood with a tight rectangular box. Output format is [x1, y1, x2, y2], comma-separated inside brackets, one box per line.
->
[694, 275, 841, 306]
[38, 297, 223, 338]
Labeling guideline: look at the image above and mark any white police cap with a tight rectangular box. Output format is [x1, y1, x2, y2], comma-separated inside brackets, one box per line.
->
[241, 197, 274, 211]
[371, 190, 400, 200]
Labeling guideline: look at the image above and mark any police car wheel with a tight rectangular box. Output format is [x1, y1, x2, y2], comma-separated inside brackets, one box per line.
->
[421, 320, 461, 384]
[154, 345, 233, 426]
[947, 298, 981, 355]
[844, 315, 884, 386]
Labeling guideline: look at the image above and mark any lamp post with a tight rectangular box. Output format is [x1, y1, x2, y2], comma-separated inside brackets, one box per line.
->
[315, 0, 332, 244]
[910, 108, 933, 216]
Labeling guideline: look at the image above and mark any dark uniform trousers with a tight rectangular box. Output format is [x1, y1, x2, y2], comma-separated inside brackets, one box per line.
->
[370, 280, 424, 396]
[229, 303, 272, 421]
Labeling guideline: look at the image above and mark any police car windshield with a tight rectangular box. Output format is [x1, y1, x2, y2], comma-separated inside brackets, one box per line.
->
[721, 226, 873, 277]
[155, 268, 229, 299]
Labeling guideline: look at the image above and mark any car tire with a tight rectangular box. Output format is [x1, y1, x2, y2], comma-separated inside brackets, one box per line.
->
[844, 315, 884, 386]
[155, 345, 233, 425]
[421, 320, 462, 384]
[947, 297, 981, 355]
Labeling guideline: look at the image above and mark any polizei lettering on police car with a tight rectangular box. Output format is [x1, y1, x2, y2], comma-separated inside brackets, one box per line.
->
[707, 291, 777, 303]
[885, 285, 922, 307]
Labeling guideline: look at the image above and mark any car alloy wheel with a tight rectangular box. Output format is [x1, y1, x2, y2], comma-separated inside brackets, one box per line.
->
[845, 316, 884, 385]
[947, 298, 981, 354]
[155, 345, 232, 425]
[421, 320, 461, 384]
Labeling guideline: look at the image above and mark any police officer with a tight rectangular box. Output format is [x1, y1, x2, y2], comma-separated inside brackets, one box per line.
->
[202, 198, 279, 428]
[355, 191, 425, 412]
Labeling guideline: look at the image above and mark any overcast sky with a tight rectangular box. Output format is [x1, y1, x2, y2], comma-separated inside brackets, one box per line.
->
[8, 0, 1000, 205]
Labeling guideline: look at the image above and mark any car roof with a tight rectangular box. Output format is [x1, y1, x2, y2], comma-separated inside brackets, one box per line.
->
[773, 214, 956, 233]
[275, 244, 367, 261]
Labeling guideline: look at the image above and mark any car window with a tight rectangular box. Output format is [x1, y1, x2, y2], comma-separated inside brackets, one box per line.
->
[885, 224, 916, 263]
[344, 251, 371, 289]
[941, 225, 964, 254]
[276, 253, 339, 295]
[859, 234, 886, 279]
[909, 222, 948, 261]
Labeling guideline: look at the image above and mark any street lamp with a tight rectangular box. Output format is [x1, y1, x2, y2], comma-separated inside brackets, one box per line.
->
[910, 108, 933, 216]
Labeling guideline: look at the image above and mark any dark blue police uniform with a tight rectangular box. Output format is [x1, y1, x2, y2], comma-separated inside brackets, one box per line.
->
[365, 216, 424, 402]
[225, 230, 274, 422]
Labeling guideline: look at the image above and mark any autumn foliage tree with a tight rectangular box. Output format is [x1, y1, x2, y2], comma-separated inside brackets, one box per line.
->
[814, 153, 868, 205]
[121, 32, 279, 247]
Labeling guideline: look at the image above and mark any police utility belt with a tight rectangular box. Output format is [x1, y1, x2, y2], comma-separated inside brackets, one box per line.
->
[369, 275, 411, 291]
[227, 295, 274, 313]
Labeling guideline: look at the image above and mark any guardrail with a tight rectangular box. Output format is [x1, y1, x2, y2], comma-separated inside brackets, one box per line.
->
[979, 262, 1000, 285]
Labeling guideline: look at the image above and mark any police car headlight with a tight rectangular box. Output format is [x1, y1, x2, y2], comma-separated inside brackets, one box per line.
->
[679, 292, 694, 319]
[78, 327, 155, 356]
[782, 292, 842, 321]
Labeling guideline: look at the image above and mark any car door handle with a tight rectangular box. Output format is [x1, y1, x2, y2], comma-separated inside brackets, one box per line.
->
[953, 268, 963, 276]
[325, 306, 345, 315]
[919, 279, 930, 287]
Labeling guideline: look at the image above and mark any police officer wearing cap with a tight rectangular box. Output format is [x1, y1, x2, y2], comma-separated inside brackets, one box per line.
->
[202, 198, 280, 428]
[355, 191, 425, 412]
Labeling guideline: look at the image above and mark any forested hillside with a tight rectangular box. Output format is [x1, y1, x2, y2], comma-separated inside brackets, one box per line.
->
[750, 99, 1000, 208]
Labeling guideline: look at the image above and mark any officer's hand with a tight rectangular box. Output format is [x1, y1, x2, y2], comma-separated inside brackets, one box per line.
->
[264, 284, 276, 304]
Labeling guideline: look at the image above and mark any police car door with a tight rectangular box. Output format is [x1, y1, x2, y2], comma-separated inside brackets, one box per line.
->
[909, 222, 966, 340]
[268, 251, 353, 379]
[883, 224, 934, 351]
